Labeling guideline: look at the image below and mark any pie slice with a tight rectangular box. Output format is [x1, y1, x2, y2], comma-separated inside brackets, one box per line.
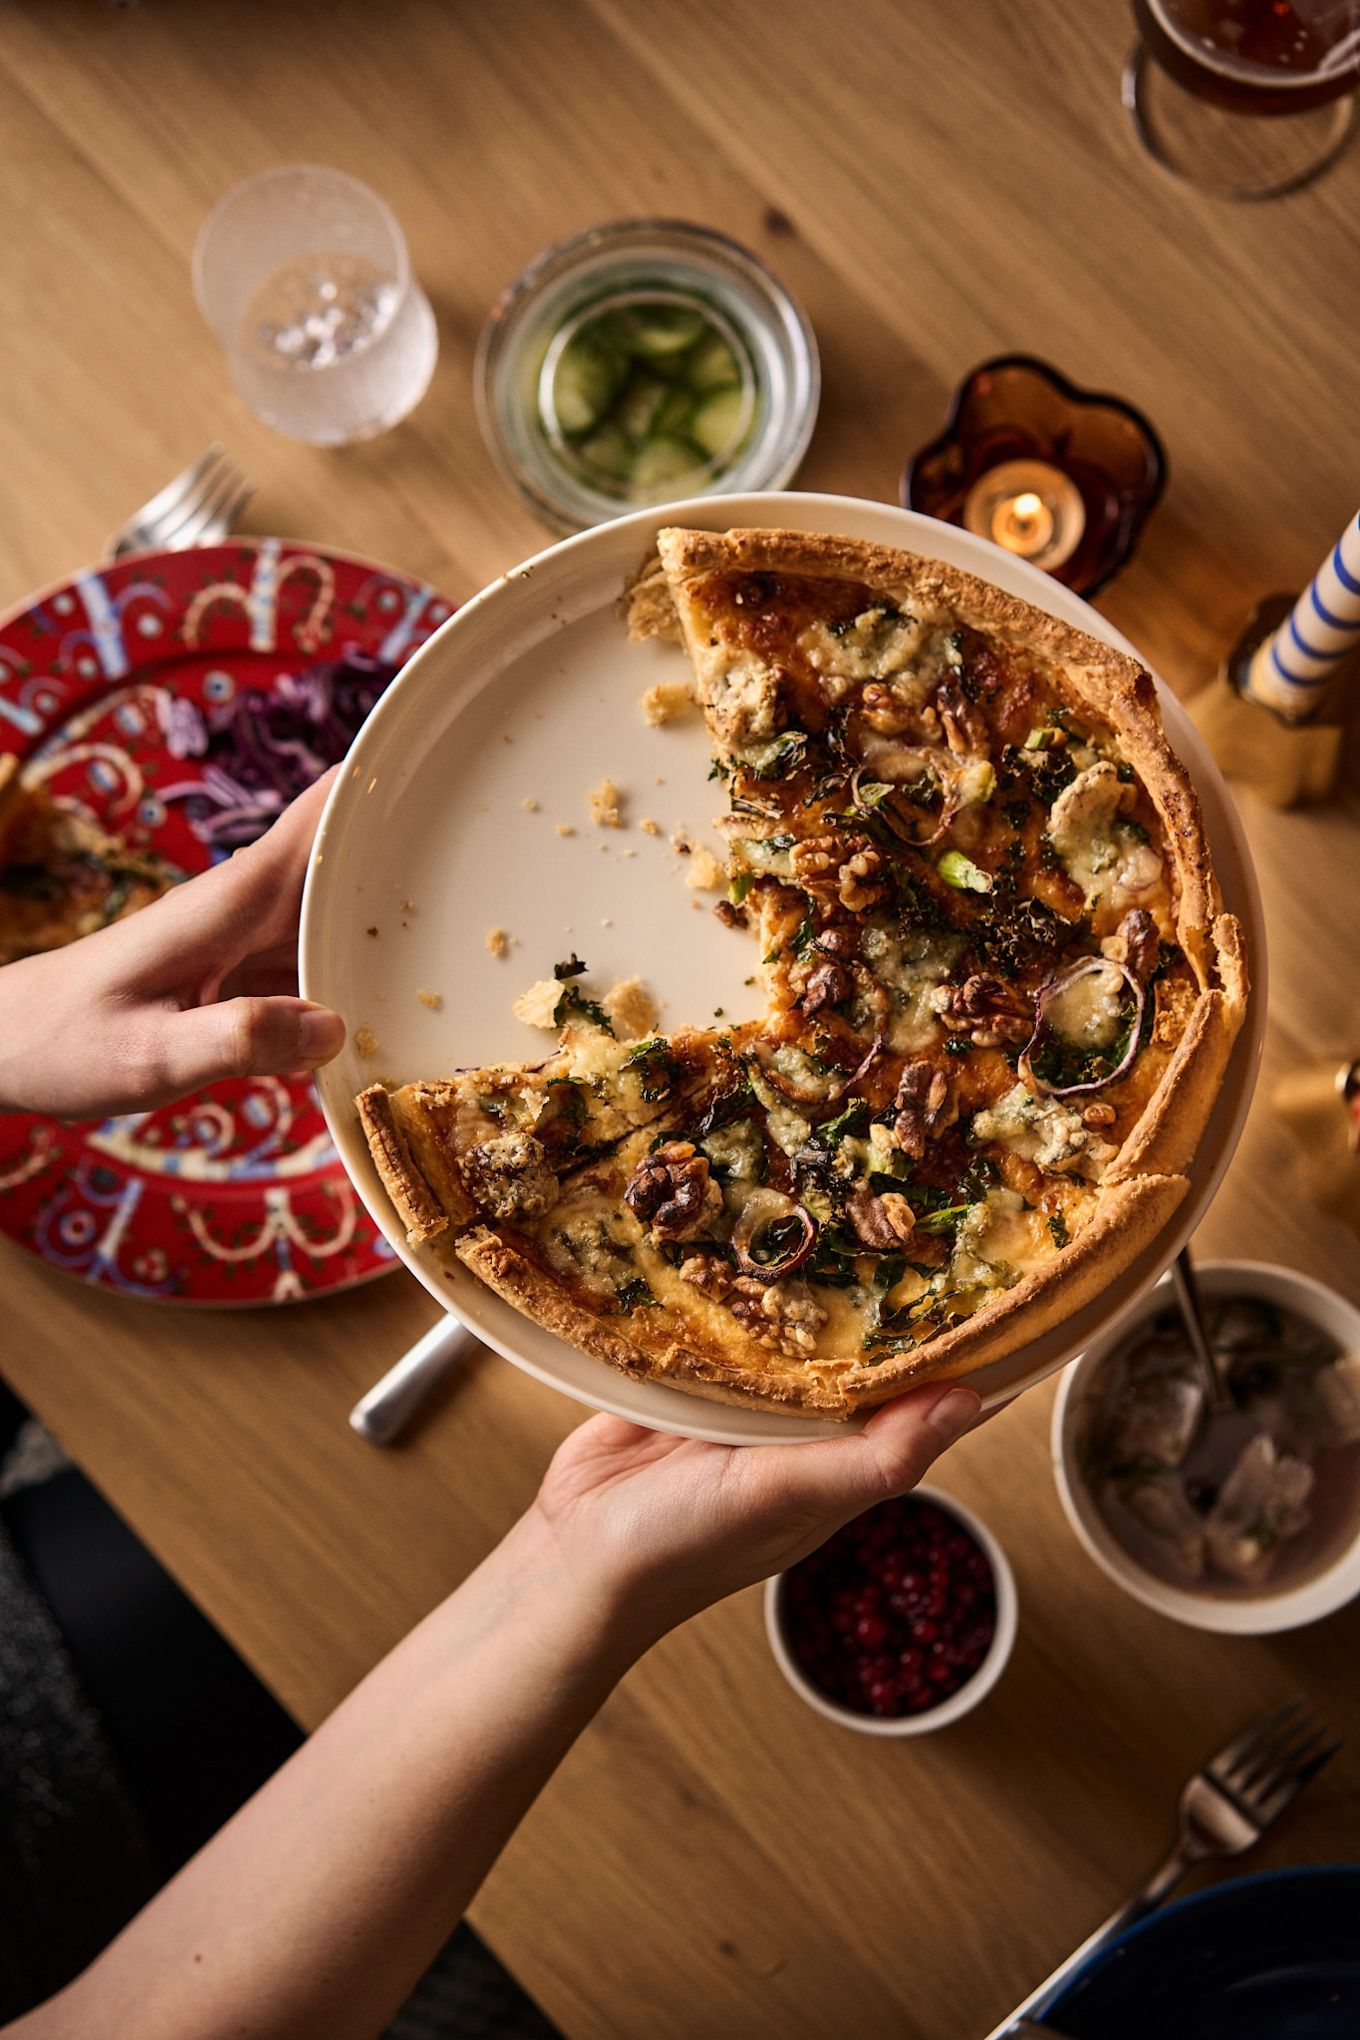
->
[355, 529, 1248, 1418]
[0, 754, 182, 966]
[358, 1013, 760, 1248]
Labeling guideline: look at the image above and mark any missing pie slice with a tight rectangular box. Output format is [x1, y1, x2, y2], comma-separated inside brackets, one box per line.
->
[355, 529, 1248, 1418]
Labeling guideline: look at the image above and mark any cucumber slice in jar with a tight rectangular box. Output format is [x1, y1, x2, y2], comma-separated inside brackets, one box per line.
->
[687, 332, 742, 392]
[690, 385, 750, 460]
[614, 369, 668, 441]
[550, 332, 622, 436]
[616, 303, 708, 358]
[577, 422, 633, 482]
[653, 387, 695, 436]
[631, 437, 705, 490]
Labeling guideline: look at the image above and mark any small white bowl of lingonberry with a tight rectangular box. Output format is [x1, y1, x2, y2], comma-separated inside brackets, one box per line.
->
[764, 1486, 1018, 1734]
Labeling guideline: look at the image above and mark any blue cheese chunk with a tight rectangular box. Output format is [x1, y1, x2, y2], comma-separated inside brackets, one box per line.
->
[1043, 962, 1129, 1052]
[949, 1188, 1051, 1291]
[797, 606, 945, 701]
[704, 651, 782, 744]
[860, 919, 962, 1053]
[970, 1080, 1116, 1180]
[1046, 763, 1163, 913]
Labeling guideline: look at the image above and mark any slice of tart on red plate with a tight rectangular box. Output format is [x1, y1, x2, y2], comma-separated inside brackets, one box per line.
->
[0, 754, 181, 967]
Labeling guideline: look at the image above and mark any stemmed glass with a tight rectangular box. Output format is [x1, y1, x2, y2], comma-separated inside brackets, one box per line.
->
[1124, 0, 1360, 198]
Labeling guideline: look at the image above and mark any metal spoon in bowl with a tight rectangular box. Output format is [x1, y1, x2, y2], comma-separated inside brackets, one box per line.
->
[1169, 1246, 1233, 1417]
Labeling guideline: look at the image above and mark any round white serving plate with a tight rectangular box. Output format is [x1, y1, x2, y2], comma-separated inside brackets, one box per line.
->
[300, 493, 1266, 1445]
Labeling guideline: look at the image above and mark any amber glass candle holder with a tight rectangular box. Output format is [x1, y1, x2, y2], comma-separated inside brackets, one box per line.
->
[903, 356, 1166, 599]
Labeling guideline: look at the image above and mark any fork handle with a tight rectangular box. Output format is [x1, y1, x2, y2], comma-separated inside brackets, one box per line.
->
[982, 1846, 1188, 2038]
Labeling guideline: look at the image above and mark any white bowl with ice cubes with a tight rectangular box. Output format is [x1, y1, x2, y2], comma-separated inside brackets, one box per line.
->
[1052, 1261, 1360, 1634]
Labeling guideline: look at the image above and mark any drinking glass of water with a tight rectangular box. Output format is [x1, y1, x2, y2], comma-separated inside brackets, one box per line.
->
[194, 165, 438, 445]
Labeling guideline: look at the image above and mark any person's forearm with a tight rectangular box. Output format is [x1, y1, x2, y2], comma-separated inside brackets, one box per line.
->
[17, 1510, 645, 2040]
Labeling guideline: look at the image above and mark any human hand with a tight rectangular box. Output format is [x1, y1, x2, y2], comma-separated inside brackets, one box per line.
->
[530, 1383, 983, 1643]
[0, 770, 346, 1119]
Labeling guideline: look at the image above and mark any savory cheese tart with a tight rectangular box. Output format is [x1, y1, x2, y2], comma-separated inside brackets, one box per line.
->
[0, 754, 181, 967]
[357, 529, 1248, 1418]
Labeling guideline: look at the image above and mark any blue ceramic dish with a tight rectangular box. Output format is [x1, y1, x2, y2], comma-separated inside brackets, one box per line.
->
[1044, 1865, 1360, 2039]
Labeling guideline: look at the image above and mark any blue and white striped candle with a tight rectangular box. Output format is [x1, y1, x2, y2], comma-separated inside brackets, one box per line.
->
[1244, 510, 1360, 722]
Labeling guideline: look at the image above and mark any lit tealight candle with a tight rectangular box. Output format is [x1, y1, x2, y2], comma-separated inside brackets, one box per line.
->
[963, 458, 1086, 574]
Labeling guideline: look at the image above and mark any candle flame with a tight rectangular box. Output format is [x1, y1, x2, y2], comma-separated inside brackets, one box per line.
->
[1012, 492, 1043, 525]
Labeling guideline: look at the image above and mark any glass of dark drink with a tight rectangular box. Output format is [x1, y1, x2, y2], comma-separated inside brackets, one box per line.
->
[1126, 1, 1360, 197]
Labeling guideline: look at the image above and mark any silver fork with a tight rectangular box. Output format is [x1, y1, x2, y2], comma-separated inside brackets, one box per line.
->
[106, 444, 254, 558]
[986, 1699, 1341, 2038]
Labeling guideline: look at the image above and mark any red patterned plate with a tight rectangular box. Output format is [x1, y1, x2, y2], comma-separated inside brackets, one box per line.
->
[0, 540, 451, 1305]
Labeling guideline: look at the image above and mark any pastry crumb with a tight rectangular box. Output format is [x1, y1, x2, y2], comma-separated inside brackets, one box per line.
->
[513, 979, 563, 1029]
[521, 796, 539, 812]
[502, 732, 514, 745]
[685, 846, 724, 892]
[354, 1024, 379, 1059]
[485, 927, 509, 958]
[400, 898, 415, 913]
[588, 776, 624, 828]
[416, 988, 443, 1011]
[365, 925, 379, 938]
[555, 823, 575, 837]
[671, 828, 691, 854]
[639, 817, 660, 836]
[603, 977, 657, 1040]
[640, 678, 693, 726]
[620, 846, 637, 858]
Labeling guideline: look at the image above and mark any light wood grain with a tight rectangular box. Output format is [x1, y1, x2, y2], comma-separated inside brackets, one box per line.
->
[2, 2, 1359, 2034]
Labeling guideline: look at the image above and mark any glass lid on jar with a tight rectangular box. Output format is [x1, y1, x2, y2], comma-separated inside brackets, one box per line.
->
[476, 220, 819, 531]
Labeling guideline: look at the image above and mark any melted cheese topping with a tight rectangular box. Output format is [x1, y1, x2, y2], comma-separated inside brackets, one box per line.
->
[703, 651, 782, 743]
[797, 607, 945, 693]
[860, 920, 960, 1052]
[949, 1188, 1052, 1291]
[1044, 962, 1128, 1051]
[970, 1081, 1115, 1180]
[1046, 763, 1163, 915]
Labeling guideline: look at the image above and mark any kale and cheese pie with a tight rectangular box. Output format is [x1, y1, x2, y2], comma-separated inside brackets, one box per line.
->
[358, 529, 1248, 1418]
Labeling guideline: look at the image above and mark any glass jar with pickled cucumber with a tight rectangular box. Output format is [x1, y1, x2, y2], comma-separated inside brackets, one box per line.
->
[476, 220, 819, 531]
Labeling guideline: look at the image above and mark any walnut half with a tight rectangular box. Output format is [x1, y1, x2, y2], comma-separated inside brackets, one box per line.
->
[624, 1141, 722, 1242]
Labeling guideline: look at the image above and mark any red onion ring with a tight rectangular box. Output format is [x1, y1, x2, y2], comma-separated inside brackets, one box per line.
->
[731, 1189, 818, 1283]
[829, 1031, 886, 1101]
[1018, 958, 1144, 1099]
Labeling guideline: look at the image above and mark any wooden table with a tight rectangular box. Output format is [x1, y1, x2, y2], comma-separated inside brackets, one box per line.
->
[3, 3, 1359, 2033]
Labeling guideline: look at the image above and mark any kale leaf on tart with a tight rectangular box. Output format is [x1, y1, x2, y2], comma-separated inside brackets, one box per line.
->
[356, 528, 1248, 1419]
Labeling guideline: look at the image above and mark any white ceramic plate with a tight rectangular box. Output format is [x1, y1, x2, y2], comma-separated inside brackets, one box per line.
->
[300, 493, 1266, 1444]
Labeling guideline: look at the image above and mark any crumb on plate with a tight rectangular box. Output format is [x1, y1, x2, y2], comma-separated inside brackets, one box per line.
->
[354, 1024, 379, 1060]
[555, 823, 575, 837]
[485, 926, 509, 958]
[639, 817, 660, 836]
[513, 978, 563, 1030]
[640, 678, 693, 726]
[400, 898, 415, 912]
[685, 846, 724, 892]
[603, 977, 656, 1040]
[522, 796, 539, 812]
[588, 776, 624, 828]
[365, 925, 379, 938]
[417, 988, 443, 1011]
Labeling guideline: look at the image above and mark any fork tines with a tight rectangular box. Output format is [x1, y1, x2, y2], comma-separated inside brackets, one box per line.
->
[1209, 1699, 1341, 1817]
